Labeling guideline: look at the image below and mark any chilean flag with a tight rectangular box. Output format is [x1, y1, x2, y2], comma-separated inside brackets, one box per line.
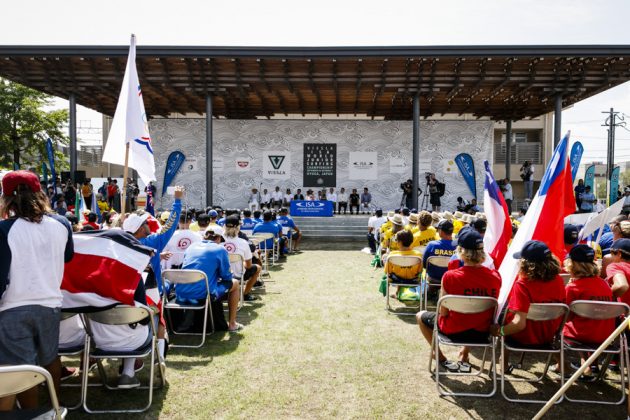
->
[496, 132, 576, 316]
[483, 161, 512, 268]
[61, 229, 154, 310]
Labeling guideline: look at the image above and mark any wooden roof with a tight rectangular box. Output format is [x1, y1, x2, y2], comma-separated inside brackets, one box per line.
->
[1, 45, 630, 120]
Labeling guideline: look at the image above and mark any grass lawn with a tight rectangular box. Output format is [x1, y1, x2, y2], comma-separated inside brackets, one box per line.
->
[64, 244, 627, 419]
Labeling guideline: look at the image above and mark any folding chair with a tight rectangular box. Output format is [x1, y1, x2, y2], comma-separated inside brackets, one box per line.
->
[58, 312, 89, 410]
[0, 365, 67, 419]
[228, 253, 246, 310]
[560, 273, 571, 285]
[422, 256, 451, 310]
[429, 295, 498, 397]
[81, 304, 164, 413]
[384, 254, 422, 315]
[500, 303, 570, 404]
[282, 226, 292, 253]
[564, 300, 629, 405]
[251, 233, 275, 274]
[162, 269, 214, 348]
[241, 229, 254, 237]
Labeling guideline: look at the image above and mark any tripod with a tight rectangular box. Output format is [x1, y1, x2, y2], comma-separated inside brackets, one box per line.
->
[419, 181, 431, 212]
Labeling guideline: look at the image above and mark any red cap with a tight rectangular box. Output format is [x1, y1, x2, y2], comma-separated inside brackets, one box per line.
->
[2, 170, 42, 196]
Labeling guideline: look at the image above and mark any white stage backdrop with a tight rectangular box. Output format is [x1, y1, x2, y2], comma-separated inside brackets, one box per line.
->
[150, 119, 493, 211]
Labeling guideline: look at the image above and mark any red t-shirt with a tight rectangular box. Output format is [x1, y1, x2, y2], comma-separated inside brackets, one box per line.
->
[107, 185, 117, 197]
[563, 276, 614, 344]
[504, 275, 566, 345]
[438, 265, 502, 335]
[85, 221, 100, 230]
[606, 262, 630, 307]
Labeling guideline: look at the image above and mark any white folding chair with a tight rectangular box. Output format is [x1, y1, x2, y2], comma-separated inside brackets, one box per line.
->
[80, 304, 164, 413]
[241, 229, 254, 237]
[58, 312, 89, 410]
[162, 269, 214, 348]
[422, 256, 452, 310]
[0, 365, 67, 419]
[429, 295, 498, 397]
[282, 226, 292, 253]
[564, 300, 630, 405]
[384, 255, 422, 315]
[500, 303, 570, 404]
[228, 253, 245, 310]
[251, 233, 275, 274]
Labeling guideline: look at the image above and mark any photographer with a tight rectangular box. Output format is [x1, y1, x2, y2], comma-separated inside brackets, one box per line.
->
[400, 179, 414, 209]
[428, 173, 444, 212]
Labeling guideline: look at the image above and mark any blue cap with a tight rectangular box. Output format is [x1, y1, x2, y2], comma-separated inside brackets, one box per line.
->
[208, 209, 218, 217]
[457, 229, 484, 250]
[569, 244, 595, 263]
[513, 240, 551, 262]
[611, 238, 630, 255]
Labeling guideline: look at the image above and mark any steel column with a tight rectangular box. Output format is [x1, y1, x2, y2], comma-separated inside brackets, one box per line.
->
[69, 93, 77, 176]
[206, 95, 213, 207]
[554, 95, 563, 147]
[505, 120, 512, 180]
[412, 94, 420, 209]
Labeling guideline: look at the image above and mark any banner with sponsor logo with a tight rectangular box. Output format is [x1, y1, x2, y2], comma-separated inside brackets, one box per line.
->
[263, 151, 291, 180]
[162, 151, 185, 196]
[46, 138, 57, 192]
[454, 153, 477, 200]
[235, 157, 251, 172]
[570, 141, 584, 182]
[290, 200, 334, 217]
[584, 164, 596, 191]
[349, 152, 377, 180]
[303, 143, 336, 187]
[609, 165, 621, 205]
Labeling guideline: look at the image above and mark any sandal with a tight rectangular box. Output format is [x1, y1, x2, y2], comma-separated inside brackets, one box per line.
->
[228, 323, 244, 333]
[458, 361, 472, 373]
[439, 360, 460, 372]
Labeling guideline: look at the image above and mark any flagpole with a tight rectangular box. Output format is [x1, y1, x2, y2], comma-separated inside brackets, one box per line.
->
[121, 143, 130, 215]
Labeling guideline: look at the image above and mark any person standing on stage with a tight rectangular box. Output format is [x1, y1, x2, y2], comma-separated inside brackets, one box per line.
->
[327, 187, 337, 213]
[428, 173, 442, 212]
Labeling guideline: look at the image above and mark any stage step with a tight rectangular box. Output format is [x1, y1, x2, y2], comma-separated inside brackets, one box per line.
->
[293, 215, 369, 241]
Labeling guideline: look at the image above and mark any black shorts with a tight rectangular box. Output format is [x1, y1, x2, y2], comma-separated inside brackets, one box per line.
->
[420, 312, 488, 342]
[244, 265, 258, 280]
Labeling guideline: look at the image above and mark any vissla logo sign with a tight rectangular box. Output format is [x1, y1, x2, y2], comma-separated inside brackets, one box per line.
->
[268, 155, 285, 170]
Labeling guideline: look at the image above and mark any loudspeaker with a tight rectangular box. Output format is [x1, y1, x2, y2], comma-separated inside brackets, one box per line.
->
[73, 170, 86, 184]
[61, 171, 72, 183]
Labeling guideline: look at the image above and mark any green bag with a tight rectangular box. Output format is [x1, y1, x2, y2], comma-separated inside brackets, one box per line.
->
[397, 286, 421, 302]
[379, 275, 387, 296]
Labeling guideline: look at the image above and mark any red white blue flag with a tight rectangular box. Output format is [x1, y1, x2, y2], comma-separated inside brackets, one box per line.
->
[482, 161, 511, 268]
[496, 132, 576, 315]
[61, 229, 153, 310]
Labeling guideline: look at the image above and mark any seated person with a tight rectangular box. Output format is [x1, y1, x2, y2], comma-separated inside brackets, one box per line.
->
[252, 210, 285, 256]
[417, 229, 502, 372]
[223, 215, 262, 302]
[411, 211, 438, 249]
[384, 230, 423, 284]
[561, 245, 615, 378]
[601, 220, 630, 276]
[605, 238, 630, 306]
[178, 225, 242, 332]
[241, 209, 258, 231]
[491, 241, 566, 370]
[277, 208, 302, 252]
[381, 214, 405, 255]
[422, 220, 457, 285]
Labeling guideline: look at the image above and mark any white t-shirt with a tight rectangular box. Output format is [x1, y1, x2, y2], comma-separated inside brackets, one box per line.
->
[222, 235, 252, 278]
[337, 192, 348, 202]
[261, 193, 271, 203]
[59, 315, 86, 348]
[164, 229, 201, 268]
[368, 216, 387, 238]
[271, 190, 284, 201]
[326, 192, 338, 202]
[90, 322, 149, 352]
[0, 215, 72, 312]
[503, 183, 513, 200]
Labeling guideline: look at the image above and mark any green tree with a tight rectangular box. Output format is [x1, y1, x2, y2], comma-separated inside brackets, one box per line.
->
[0, 79, 69, 171]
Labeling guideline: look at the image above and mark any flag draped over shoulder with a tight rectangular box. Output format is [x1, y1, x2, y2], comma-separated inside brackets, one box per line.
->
[61, 229, 153, 310]
[101, 35, 156, 184]
[482, 161, 512, 268]
[496, 132, 576, 316]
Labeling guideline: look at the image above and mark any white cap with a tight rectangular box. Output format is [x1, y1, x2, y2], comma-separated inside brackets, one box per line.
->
[205, 224, 224, 237]
[122, 213, 150, 233]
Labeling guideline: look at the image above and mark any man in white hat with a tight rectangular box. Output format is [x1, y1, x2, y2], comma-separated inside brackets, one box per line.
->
[381, 214, 405, 253]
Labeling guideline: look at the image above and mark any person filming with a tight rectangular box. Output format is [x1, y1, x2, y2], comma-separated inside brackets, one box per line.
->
[400, 179, 414, 209]
[428, 173, 444, 212]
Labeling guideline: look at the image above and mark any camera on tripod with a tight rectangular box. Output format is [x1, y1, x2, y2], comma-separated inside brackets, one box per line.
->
[424, 172, 434, 183]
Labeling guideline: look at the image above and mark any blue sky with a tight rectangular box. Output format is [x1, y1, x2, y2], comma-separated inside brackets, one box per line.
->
[3, 0, 630, 162]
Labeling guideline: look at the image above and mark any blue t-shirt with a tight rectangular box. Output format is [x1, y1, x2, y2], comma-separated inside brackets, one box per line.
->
[252, 221, 281, 249]
[580, 192, 596, 211]
[216, 217, 226, 226]
[241, 218, 258, 230]
[599, 231, 614, 255]
[253, 217, 263, 224]
[178, 241, 232, 301]
[276, 215, 297, 237]
[423, 238, 457, 280]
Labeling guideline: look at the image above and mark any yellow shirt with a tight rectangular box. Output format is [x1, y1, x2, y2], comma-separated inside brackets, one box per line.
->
[453, 219, 465, 235]
[405, 224, 420, 234]
[380, 220, 392, 234]
[411, 227, 438, 249]
[189, 222, 200, 232]
[385, 249, 423, 280]
[381, 228, 403, 251]
[97, 200, 109, 213]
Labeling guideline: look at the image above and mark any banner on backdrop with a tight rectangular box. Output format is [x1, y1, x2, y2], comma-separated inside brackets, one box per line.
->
[454, 153, 477, 200]
[570, 141, 584, 182]
[290, 200, 334, 217]
[263, 151, 292, 180]
[162, 151, 185, 196]
[303, 143, 336, 187]
[235, 157, 251, 172]
[584, 164, 596, 191]
[610, 165, 621, 205]
[349, 152, 377, 180]
[46, 138, 57, 192]
[389, 158, 407, 174]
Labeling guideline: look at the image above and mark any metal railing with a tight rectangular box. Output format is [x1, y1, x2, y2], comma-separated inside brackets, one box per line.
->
[79, 146, 102, 167]
[494, 142, 542, 165]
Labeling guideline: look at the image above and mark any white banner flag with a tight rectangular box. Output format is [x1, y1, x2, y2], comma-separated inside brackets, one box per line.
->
[262, 151, 291, 180]
[102, 35, 156, 184]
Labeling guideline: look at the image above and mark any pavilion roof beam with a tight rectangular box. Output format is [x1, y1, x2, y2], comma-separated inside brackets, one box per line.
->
[282, 59, 294, 93]
[160, 58, 188, 116]
[353, 58, 363, 116]
[138, 59, 173, 117]
[424, 59, 437, 118]
[233, 58, 250, 116]
[256, 58, 272, 93]
[185, 58, 203, 115]
[333, 59, 339, 116]
[308, 59, 322, 116]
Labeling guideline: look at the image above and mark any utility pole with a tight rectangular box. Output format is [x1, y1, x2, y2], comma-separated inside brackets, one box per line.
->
[602, 108, 626, 203]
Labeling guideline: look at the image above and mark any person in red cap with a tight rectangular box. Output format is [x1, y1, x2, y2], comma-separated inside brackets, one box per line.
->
[0, 170, 74, 412]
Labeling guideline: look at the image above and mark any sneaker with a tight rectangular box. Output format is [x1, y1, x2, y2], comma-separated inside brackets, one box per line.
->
[117, 374, 141, 389]
[254, 280, 265, 288]
[244, 294, 259, 302]
[60, 366, 77, 382]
